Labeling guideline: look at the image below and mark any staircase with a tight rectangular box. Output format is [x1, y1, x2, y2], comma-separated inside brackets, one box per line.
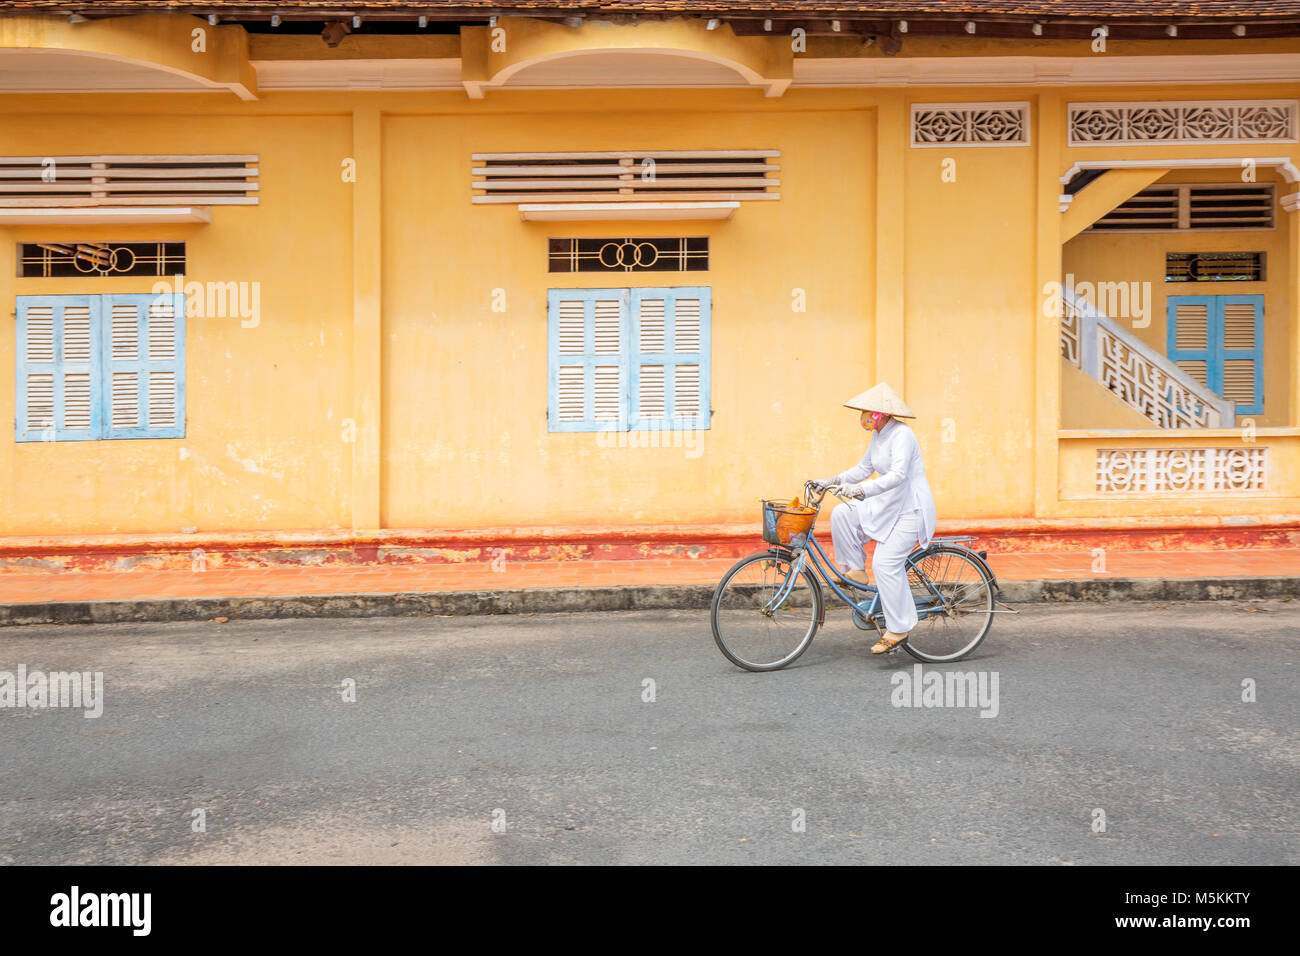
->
[1060, 285, 1233, 429]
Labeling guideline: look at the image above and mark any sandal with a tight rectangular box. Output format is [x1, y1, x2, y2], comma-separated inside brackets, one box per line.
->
[871, 632, 908, 654]
[842, 570, 872, 590]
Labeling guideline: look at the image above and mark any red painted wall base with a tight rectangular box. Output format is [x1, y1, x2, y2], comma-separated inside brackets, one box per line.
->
[1, 516, 1298, 574]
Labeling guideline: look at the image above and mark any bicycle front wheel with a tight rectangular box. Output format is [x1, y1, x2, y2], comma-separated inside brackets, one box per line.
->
[904, 546, 995, 663]
[711, 551, 823, 672]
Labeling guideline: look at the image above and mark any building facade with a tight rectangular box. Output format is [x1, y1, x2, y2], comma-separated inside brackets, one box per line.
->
[2, 3, 1299, 541]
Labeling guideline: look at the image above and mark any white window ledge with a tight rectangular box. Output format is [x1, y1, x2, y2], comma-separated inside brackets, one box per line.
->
[1060, 427, 1300, 439]
[518, 201, 739, 222]
[0, 206, 212, 225]
[1060, 157, 1300, 186]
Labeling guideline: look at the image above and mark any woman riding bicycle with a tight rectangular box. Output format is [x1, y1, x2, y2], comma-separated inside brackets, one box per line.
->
[811, 382, 937, 655]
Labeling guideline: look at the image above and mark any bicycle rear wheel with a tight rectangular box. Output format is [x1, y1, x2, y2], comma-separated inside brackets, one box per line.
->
[903, 546, 995, 663]
[711, 551, 823, 672]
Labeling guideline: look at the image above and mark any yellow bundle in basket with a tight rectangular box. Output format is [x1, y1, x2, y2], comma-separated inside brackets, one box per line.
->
[774, 497, 816, 545]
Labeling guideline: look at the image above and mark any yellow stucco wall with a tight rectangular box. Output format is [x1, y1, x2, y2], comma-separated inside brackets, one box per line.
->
[1060, 358, 1154, 429]
[380, 107, 874, 526]
[0, 75, 1297, 535]
[903, 122, 1039, 517]
[0, 111, 354, 534]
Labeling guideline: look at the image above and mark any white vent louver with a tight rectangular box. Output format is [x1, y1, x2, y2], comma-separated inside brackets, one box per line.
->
[472, 150, 779, 204]
[0, 155, 259, 207]
[1090, 183, 1275, 232]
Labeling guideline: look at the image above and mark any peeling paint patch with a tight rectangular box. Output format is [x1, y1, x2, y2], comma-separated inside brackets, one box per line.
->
[0, 556, 65, 573]
[223, 444, 286, 481]
[112, 555, 172, 572]
[239, 549, 359, 569]
[635, 543, 710, 559]
[381, 548, 485, 565]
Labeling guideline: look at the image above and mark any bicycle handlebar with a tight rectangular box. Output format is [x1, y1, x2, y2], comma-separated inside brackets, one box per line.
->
[802, 480, 854, 508]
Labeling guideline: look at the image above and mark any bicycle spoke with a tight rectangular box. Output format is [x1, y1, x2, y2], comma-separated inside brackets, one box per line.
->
[947, 581, 986, 605]
[904, 547, 995, 662]
[712, 552, 821, 671]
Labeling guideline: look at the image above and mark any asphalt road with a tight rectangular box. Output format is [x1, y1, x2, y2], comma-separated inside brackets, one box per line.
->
[1, 600, 1295, 865]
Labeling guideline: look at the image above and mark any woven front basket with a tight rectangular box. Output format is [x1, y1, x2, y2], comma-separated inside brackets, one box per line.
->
[761, 499, 817, 547]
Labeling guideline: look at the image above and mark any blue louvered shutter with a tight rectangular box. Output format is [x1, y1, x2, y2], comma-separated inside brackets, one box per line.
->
[1167, 295, 1214, 414]
[15, 295, 100, 442]
[630, 287, 710, 431]
[101, 292, 186, 439]
[1168, 294, 1263, 418]
[547, 288, 629, 432]
[1218, 295, 1264, 417]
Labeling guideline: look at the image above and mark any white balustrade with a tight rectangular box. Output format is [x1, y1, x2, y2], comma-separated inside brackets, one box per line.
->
[1061, 286, 1233, 429]
[1060, 298, 1081, 367]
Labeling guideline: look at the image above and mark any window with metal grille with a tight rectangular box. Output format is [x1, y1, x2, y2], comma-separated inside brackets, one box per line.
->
[1090, 184, 1275, 232]
[15, 293, 186, 441]
[548, 238, 708, 273]
[547, 287, 710, 432]
[1166, 252, 1265, 283]
[18, 242, 185, 278]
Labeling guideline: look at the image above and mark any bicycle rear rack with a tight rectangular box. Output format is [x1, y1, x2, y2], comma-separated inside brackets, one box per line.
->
[920, 535, 1004, 596]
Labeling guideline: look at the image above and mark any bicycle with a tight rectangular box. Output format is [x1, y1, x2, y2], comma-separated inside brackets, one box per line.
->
[711, 481, 1001, 671]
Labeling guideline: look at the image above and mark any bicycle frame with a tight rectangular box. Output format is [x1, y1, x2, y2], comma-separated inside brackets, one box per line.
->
[760, 486, 951, 622]
[761, 533, 946, 621]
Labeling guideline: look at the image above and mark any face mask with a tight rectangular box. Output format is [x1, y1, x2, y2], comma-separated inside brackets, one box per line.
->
[870, 412, 887, 430]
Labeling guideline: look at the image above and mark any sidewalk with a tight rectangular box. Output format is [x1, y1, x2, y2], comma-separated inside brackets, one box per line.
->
[3, 548, 1298, 626]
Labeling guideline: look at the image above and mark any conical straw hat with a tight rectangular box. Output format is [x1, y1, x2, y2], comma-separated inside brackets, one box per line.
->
[842, 381, 915, 418]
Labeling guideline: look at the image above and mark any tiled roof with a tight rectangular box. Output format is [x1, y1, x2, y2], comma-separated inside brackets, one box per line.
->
[2, 1, 1300, 18]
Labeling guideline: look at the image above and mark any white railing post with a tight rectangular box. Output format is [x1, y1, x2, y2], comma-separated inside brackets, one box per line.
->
[1079, 305, 1100, 380]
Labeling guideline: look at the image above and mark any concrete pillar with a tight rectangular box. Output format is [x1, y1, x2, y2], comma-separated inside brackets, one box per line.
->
[351, 105, 383, 530]
[1289, 198, 1300, 428]
[874, 92, 906, 391]
[1034, 92, 1064, 517]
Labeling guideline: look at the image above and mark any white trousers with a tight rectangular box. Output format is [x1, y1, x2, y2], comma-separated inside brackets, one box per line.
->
[830, 504, 920, 634]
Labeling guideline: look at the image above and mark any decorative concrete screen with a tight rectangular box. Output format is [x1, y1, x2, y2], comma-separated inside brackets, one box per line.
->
[1095, 447, 1267, 493]
[1069, 100, 1298, 146]
[910, 103, 1030, 147]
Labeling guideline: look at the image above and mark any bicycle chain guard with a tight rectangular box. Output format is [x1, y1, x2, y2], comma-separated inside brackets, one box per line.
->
[851, 603, 884, 633]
